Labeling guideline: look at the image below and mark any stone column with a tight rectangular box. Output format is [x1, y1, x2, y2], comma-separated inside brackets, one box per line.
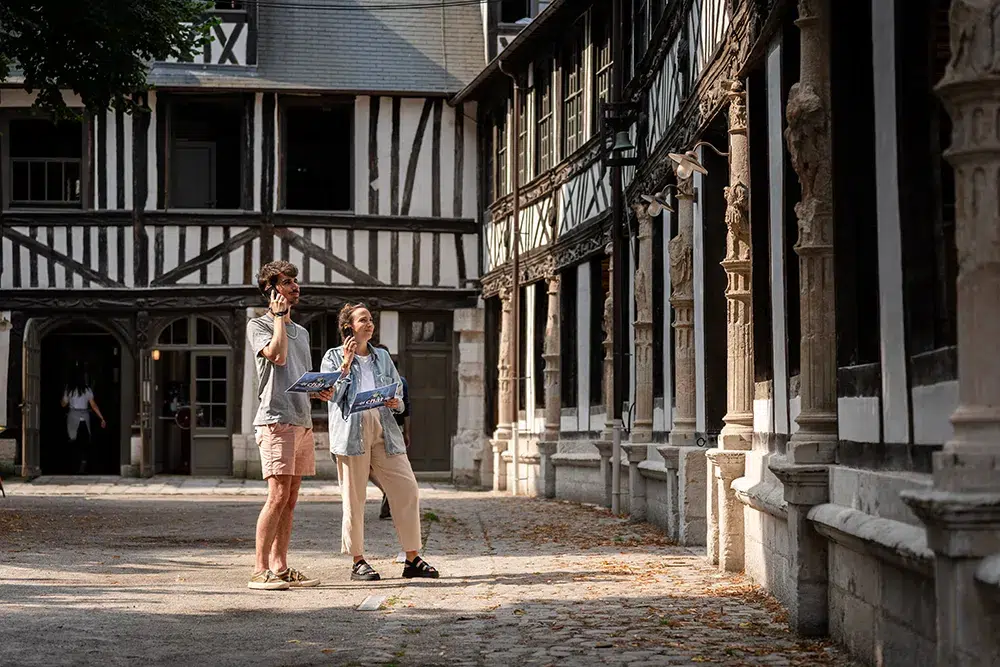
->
[719, 79, 753, 452]
[669, 173, 697, 447]
[538, 273, 561, 499]
[490, 284, 514, 492]
[900, 3, 1000, 665]
[707, 450, 747, 572]
[631, 204, 655, 445]
[784, 0, 838, 464]
[452, 307, 489, 487]
[595, 242, 616, 507]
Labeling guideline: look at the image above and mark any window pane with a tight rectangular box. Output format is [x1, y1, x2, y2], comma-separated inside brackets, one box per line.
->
[65, 161, 81, 202]
[211, 380, 227, 403]
[212, 405, 227, 428]
[211, 355, 227, 378]
[12, 161, 29, 201]
[196, 379, 211, 402]
[29, 162, 46, 201]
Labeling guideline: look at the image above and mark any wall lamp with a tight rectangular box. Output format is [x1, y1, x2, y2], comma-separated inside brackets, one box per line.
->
[668, 140, 729, 179]
[641, 184, 677, 217]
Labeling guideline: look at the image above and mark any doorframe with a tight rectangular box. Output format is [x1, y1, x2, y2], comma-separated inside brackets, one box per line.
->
[21, 316, 135, 477]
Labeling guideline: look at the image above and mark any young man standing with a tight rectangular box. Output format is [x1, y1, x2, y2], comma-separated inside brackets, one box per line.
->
[246, 260, 333, 590]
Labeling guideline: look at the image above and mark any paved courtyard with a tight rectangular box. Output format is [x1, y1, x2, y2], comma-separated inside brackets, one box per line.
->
[0, 478, 857, 666]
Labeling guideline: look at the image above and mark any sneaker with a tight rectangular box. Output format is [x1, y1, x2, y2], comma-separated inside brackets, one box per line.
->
[248, 570, 290, 590]
[275, 567, 320, 588]
[379, 495, 391, 520]
[351, 559, 381, 581]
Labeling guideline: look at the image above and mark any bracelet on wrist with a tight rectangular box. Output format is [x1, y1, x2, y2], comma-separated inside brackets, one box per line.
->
[270, 308, 288, 317]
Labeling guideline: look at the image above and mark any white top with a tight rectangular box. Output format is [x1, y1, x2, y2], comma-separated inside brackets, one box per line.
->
[355, 353, 377, 392]
[64, 388, 94, 411]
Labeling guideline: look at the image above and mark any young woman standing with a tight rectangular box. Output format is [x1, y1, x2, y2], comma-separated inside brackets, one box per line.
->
[320, 303, 439, 581]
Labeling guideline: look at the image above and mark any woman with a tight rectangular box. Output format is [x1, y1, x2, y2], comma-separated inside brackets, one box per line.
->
[61, 371, 107, 474]
[320, 303, 439, 581]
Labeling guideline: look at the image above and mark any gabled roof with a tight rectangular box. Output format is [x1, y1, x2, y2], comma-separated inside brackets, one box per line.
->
[253, 0, 486, 95]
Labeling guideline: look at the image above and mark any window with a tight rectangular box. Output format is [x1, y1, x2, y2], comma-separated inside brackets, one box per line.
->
[560, 268, 578, 409]
[9, 118, 83, 207]
[168, 96, 243, 209]
[634, 0, 649, 65]
[195, 355, 228, 428]
[590, 256, 609, 407]
[495, 104, 509, 196]
[501, 0, 531, 23]
[214, 1, 244, 9]
[561, 28, 586, 157]
[519, 286, 528, 412]
[593, 16, 613, 128]
[283, 101, 353, 211]
[517, 89, 530, 185]
[158, 318, 190, 345]
[535, 60, 556, 173]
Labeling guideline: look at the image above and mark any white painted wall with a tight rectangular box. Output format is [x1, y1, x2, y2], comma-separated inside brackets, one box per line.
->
[838, 397, 881, 444]
[380, 311, 400, 355]
[253, 92, 263, 212]
[577, 263, 592, 431]
[872, 0, 911, 445]
[146, 91, 158, 211]
[767, 39, 790, 436]
[911, 381, 958, 445]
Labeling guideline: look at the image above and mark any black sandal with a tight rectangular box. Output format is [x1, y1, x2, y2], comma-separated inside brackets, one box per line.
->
[351, 559, 381, 581]
[402, 556, 440, 579]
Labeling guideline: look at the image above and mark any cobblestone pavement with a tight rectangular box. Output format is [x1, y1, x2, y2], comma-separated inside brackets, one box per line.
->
[0, 480, 858, 666]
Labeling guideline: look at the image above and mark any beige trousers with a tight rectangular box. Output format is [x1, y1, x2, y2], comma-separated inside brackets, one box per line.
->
[336, 410, 422, 556]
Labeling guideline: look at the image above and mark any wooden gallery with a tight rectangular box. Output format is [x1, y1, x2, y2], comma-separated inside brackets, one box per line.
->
[0, 1, 484, 479]
[458, 0, 995, 665]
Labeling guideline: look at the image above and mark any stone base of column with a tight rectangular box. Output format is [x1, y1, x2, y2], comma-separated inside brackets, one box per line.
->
[707, 449, 747, 572]
[787, 413, 838, 464]
[769, 460, 831, 637]
[901, 487, 1000, 667]
[594, 440, 614, 508]
[719, 420, 753, 451]
[669, 424, 697, 448]
[705, 450, 720, 565]
[537, 441, 558, 499]
[623, 443, 649, 522]
[658, 444, 708, 546]
[490, 440, 509, 492]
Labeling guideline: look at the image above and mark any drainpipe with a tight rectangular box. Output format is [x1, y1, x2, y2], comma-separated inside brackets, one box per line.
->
[499, 60, 522, 495]
[609, 0, 624, 514]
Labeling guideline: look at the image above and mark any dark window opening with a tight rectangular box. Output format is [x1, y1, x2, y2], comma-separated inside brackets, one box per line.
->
[590, 256, 609, 408]
[561, 24, 586, 157]
[634, 0, 649, 65]
[518, 286, 528, 414]
[169, 98, 243, 209]
[831, 0, 880, 369]
[495, 103, 509, 196]
[9, 118, 83, 207]
[534, 281, 547, 410]
[484, 297, 501, 436]
[652, 210, 666, 400]
[501, 0, 531, 23]
[517, 90, 529, 185]
[283, 103, 352, 211]
[535, 60, 555, 173]
[782, 17, 802, 379]
[623, 0, 634, 83]
[560, 267, 579, 409]
[701, 133, 729, 435]
[592, 10, 613, 129]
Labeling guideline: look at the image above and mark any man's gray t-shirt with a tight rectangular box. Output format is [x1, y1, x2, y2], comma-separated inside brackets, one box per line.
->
[247, 315, 313, 428]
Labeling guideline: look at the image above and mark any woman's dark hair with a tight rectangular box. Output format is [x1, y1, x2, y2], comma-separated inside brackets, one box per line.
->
[66, 370, 90, 397]
[337, 302, 369, 341]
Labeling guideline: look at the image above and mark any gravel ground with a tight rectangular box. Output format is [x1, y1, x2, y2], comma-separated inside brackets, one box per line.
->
[0, 485, 859, 666]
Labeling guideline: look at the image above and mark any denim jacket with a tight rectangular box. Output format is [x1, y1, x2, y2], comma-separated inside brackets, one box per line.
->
[319, 345, 407, 457]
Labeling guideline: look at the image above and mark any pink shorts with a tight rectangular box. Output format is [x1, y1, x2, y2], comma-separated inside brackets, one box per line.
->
[255, 423, 316, 479]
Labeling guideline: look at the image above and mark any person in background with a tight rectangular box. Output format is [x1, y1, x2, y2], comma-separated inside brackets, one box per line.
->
[61, 371, 106, 474]
[321, 303, 439, 581]
[373, 343, 411, 520]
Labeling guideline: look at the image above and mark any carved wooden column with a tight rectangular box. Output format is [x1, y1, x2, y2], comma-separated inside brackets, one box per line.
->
[490, 284, 514, 492]
[900, 3, 1000, 664]
[720, 79, 754, 452]
[631, 204, 655, 444]
[769, 0, 835, 637]
[537, 271, 561, 499]
[594, 243, 615, 508]
[783, 0, 838, 464]
[669, 174, 697, 447]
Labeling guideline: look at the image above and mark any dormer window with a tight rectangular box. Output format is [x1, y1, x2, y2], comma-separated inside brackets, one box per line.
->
[501, 0, 531, 23]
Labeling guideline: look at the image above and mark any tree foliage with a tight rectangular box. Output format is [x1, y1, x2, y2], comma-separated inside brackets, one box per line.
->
[0, 0, 215, 118]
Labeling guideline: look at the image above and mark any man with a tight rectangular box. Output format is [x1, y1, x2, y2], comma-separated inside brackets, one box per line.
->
[246, 260, 334, 590]
[374, 346, 410, 520]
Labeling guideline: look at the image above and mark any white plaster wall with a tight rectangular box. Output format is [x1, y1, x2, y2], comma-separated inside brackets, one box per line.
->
[911, 381, 958, 445]
[253, 92, 263, 212]
[872, 0, 911, 444]
[380, 311, 400, 355]
[0, 311, 10, 430]
[2, 225, 135, 289]
[838, 396, 881, 444]
[147, 91, 158, 211]
[577, 263, 592, 432]
[105, 110, 118, 211]
[753, 398, 773, 434]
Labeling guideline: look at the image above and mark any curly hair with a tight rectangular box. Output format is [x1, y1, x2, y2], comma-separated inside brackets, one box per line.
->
[337, 302, 370, 341]
[256, 260, 298, 296]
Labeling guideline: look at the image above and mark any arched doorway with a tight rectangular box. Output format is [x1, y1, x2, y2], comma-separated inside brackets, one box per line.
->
[21, 317, 135, 478]
[150, 316, 232, 476]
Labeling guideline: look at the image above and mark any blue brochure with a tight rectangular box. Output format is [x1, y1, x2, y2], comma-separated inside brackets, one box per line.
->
[286, 371, 342, 393]
[349, 383, 399, 414]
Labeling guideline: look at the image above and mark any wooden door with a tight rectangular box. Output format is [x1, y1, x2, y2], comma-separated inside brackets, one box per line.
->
[402, 314, 454, 472]
[20, 318, 41, 478]
[190, 352, 231, 475]
[172, 141, 217, 208]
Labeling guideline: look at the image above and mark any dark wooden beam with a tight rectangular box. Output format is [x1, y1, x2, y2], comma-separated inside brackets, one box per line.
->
[273, 227, 383, 286]
[152, 227, 259, 286]
[2, 227, 123, 288]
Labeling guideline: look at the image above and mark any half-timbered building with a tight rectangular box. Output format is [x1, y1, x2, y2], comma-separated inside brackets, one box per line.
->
[464, 0, 1000, 664]
[0, 0, 484, 480]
